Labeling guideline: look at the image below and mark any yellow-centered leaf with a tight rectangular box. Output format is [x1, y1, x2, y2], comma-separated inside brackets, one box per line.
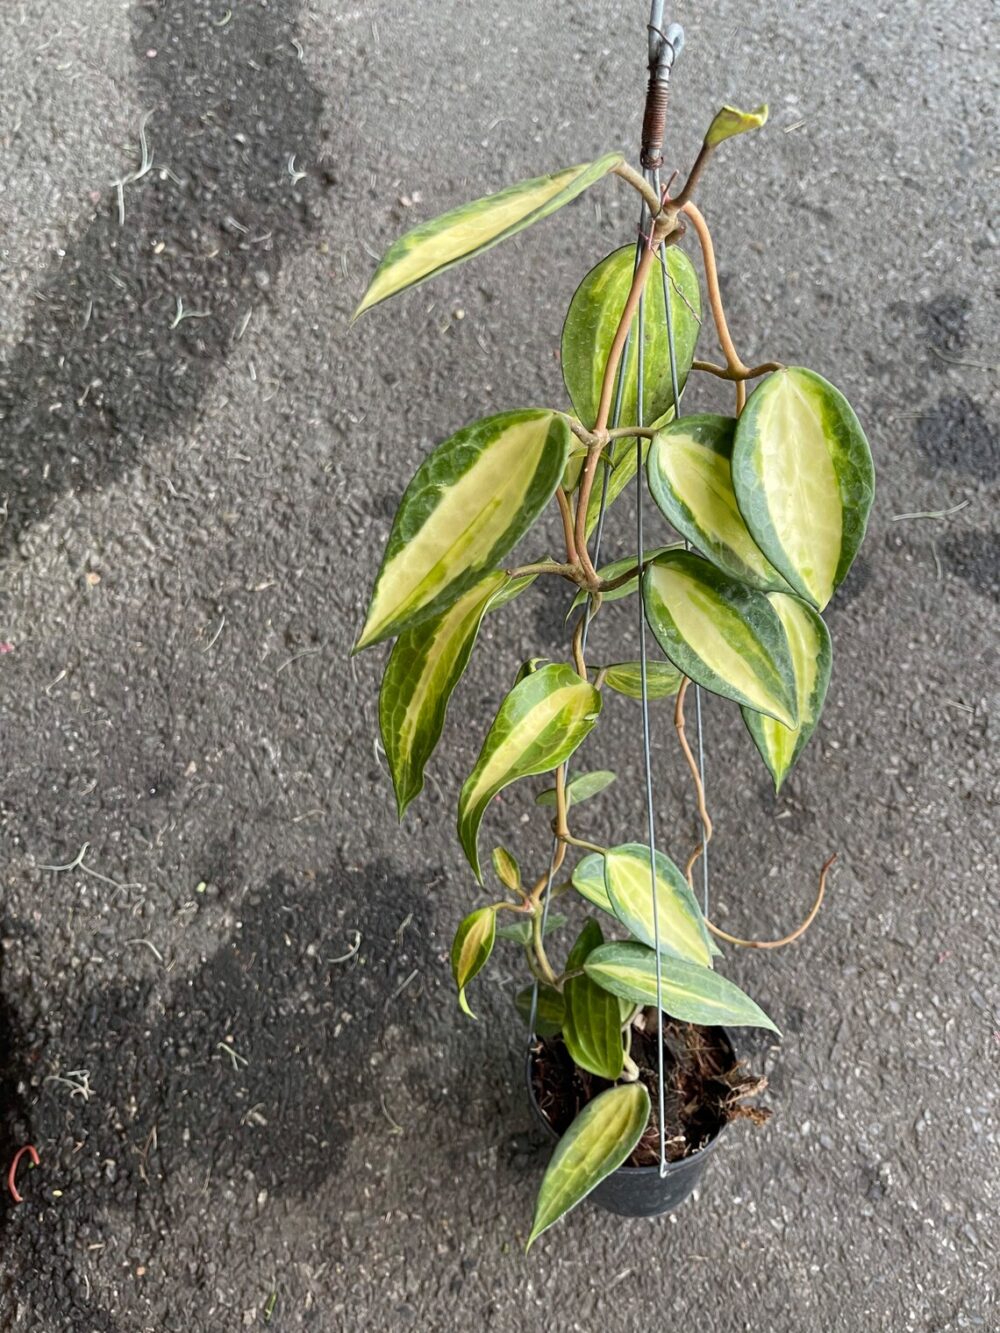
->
[353, 155, 623, 319]
[732, 368, 874, 610]
[527, 1083, 650, 1250]
[357, 411, 570, 649]
[458, 664, 601, 881]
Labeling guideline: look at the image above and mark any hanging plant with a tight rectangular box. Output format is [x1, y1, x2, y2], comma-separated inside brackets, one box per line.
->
[351, 8, 873, 1250]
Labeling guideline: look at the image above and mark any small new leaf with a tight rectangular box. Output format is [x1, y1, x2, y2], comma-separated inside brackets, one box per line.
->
[527, 1083, 650, 1249]
[705, 103, 769, 148]
[450, 907, 497, 1019]
[491, 846, 522, 893]
[535, 770, 616, 808]
[602, 661, 682, 701]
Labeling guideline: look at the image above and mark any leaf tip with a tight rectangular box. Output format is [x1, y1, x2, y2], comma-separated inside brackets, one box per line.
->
[705, 103, 770, 147]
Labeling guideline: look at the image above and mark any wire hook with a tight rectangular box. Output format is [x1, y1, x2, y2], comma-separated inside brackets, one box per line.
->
[642, 5, 685, 170]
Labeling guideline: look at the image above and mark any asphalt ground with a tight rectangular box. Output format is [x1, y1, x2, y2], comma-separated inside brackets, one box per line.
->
[0, 1, 997, 1329]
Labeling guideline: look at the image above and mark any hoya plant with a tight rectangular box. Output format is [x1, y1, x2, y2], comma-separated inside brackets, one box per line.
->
[351, 23, 873, 1251]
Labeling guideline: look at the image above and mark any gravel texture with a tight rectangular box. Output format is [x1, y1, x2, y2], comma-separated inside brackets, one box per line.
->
[0, 1, 997, 1329]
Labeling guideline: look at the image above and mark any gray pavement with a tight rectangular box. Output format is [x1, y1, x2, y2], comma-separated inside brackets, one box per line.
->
[0, 1, 997, 1329]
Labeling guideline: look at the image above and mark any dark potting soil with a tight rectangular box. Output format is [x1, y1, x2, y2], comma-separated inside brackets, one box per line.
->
[532, 1020, 770, 1167]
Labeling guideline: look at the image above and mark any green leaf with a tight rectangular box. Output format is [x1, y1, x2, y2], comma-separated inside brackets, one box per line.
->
[458, 663, 602, 881]
[379, 572, 509, 818]
[567, 544, 679, 617]
[527, 1083, 650, 1249]
[561, 245, 701, 431]
[732, 367, 875, 610]
[535, 769, 616, 809]
[571, 853, 614, 915]
[585, 942, 780, 1033]
[705, 103, 769, 147]
[353, 155, 623, 319]
[515, 984, 565, 1037]
[603, 843, 713, 967]
[356, 410, 571, 649]
[496, 913, 566, 945]
[450, 907, 496, 1019]
[491, 846, 521, 892]
[566, 918, 605, 971]
[642, 549, 797, 727]
[646, 414, 790, 591]
[742, 592, 832, 790]
[562, 921, 624, 1081]
[602, 661, 683, 701]
[489, 570, 539, 610]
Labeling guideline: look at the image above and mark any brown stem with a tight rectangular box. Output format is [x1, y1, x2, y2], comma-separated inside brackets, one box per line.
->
[574, 243, 658, 581]
[681, 202, 746, 377]
[571, 614, 587, 679]
[531, 907, 559, 986]
[674, 678, 714, 875]
[692, 358, 785, 382]
[674, 139, 715, 209]
[555, 486, 578, 564]
[706, 855, 837, 950]
[506, 559, 581, 582]
[612, 160, 661, 214]
[554, 764, 570, 839]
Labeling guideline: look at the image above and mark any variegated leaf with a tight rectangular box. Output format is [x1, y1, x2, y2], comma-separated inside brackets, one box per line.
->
[491, 846, 521, 892]
[380, 572, 509, 818]
[562, 245, 701, 431]
[742, 592, 832, 790]
[732, 367, 875, 610]
[353, 154, 623, 319]
[562, 920, 623, 1080]
[602, 661, 682, 701]
[458, 664, 602, 881]
[646, 414, 789, 591]
[585, 941, 780, 1033]
[450, 907, 496, 1019]
[571, 853, 614, 915]
[527, 1083, 650, 1249]
[642, 550, 797, 727]
[603, 843, 713, 967]
[356, 411, 570, 649]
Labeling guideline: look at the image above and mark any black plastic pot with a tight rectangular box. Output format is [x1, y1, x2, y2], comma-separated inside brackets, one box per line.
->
[525, 1029, 733, 1219]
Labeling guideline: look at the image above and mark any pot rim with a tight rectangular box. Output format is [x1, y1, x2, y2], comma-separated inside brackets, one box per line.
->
[524, 1025, 733, 1174]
